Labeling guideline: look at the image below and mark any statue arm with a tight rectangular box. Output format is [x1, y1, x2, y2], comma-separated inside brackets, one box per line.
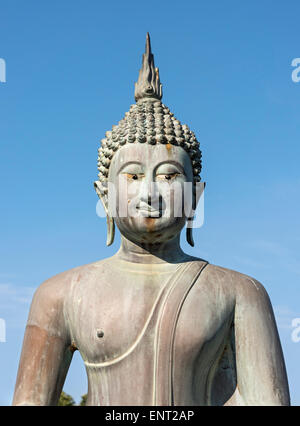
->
[12, 277, 73, 406]
[228, 277, 290, 406]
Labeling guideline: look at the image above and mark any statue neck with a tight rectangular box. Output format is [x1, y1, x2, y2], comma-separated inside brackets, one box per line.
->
[116, 234, 188, 265]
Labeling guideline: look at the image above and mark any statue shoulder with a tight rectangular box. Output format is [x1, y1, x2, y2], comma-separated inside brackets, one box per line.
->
[32, 259, 109, 306]
[27, 259, 110, 334]
[203, 263, 270, 303]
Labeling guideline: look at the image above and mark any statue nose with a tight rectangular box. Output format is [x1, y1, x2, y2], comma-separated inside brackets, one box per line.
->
[140, 179, 158, 205]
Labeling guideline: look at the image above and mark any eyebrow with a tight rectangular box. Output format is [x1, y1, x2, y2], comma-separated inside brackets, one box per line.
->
[117, 160, 187, 175]
[154, 161, 186, 174]
[118, 161, 143, 174]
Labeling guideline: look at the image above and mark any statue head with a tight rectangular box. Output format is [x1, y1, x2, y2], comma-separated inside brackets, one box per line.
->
[94, 33, 202, 248]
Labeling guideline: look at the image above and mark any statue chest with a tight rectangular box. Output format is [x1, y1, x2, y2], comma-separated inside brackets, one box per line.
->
[66, 270, 233, 360]
[65, 264, 234, 405]
[66, 270, 180, 363]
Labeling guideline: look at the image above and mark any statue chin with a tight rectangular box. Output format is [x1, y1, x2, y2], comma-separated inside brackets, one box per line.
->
[114, 214, 186, 245]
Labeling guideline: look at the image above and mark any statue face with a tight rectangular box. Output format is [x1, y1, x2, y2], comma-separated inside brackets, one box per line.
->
[107, 143, 194, 245]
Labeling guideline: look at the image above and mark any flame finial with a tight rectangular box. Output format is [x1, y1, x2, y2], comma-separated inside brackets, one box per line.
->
[134, 33, 163, 102]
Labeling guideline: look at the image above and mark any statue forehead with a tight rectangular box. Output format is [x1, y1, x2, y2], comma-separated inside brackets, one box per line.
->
[109, 143, 193, 173]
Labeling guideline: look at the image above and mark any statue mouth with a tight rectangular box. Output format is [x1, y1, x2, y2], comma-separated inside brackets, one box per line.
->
[136, 204, 162, 218]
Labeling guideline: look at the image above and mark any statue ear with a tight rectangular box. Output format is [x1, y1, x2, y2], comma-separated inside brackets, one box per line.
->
[94, 181, 115, 246]
[186, 181, 205, 247]
[193, 181, 206, 210]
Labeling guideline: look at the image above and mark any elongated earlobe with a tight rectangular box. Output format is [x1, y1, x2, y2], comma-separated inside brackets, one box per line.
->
[186, 182, 196, 247]
[94, 181, 115, 246]
[186, 219, 194, 247]
[186, 181, 205, 247]
[106, 216, 115, 246]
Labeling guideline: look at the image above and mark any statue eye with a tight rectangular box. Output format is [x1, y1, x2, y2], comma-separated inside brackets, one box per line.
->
[126, 173, 139, 180]
[156, 173, 179, 181]
[156, 173, 180, 181]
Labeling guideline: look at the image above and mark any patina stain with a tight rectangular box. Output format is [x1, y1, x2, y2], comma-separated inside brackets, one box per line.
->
[145, 217, 155, 232]
[166, 143, 172, 153]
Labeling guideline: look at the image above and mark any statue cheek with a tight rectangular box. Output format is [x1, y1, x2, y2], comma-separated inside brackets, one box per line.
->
[127, 181, 141, 200]
[112, 178, 138, 215]
[157, 181, 186, 217]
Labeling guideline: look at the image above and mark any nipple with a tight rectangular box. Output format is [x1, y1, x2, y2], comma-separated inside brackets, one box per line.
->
[97, 329, 104, 339]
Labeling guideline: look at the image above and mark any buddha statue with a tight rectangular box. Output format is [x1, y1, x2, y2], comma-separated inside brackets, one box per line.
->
[13, 34, 290, 406]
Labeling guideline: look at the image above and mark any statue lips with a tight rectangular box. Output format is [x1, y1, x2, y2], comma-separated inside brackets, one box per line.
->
[136, 203, 162, 218]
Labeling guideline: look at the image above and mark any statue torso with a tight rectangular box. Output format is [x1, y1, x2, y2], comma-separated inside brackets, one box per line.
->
[64, 258, 237, 406]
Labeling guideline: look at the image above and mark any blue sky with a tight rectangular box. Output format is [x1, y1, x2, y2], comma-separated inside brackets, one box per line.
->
[0, 0, 300, 405]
